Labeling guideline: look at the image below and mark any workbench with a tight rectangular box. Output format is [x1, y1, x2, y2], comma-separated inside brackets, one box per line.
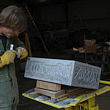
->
[22, 80, 110, 110]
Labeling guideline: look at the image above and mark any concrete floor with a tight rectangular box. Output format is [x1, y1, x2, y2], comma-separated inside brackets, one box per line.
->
[96, 91, 110, 110]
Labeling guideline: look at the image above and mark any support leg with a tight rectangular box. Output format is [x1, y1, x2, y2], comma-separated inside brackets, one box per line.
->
[79, 97, 99, 110]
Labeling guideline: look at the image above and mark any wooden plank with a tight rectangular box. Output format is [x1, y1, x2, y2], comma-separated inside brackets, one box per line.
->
[55, 88, 89, 101]
[25, 33, 32, 57]
[34, 86, 89, 101]
[36, 80, 61, 91]
[35, 88, 65, 98]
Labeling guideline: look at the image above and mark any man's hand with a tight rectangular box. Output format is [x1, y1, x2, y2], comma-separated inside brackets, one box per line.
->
[16, 47, 28, 59]
[0, 50, 16, 68]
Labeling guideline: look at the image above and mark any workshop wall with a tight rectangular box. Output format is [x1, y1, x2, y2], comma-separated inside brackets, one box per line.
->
[31, 1, 110, 31]
[68, 1, 110, 31]
[27, 0, 110, 56]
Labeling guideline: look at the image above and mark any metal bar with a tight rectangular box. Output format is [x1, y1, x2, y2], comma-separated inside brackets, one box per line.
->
[99, 80, 110, 85]
[64, 106, 78, 110]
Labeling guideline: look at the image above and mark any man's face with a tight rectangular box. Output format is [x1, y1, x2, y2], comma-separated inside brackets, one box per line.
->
[0, 26, 20, 38]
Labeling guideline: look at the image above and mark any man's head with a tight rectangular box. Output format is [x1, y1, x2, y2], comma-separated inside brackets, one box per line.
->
[0, 5, 27, 38]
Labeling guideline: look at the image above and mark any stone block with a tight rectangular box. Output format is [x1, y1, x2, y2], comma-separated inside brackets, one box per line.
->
[24, 57, 101, 89]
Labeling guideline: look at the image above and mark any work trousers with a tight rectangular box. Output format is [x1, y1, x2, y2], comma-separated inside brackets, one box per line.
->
[0, 80, 17, 110]
[0, 105, 16, 110]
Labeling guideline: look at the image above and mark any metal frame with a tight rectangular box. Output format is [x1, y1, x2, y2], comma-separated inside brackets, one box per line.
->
[22, 80, 110, 110]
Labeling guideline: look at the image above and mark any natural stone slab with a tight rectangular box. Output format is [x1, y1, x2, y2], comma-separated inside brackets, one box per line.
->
[25, 57, 101, 89]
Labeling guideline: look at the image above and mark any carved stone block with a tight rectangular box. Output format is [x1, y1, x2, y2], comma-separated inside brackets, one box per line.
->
[25, 57, 101, 89]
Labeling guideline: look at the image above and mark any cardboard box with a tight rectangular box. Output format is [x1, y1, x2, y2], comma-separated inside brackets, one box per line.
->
[84, 40, 97, 53]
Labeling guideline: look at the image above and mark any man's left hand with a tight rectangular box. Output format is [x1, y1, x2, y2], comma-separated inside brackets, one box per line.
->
[16, 47, 28, 59]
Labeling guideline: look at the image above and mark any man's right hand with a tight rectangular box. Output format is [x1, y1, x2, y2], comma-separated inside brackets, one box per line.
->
[0, 50, 16, 68]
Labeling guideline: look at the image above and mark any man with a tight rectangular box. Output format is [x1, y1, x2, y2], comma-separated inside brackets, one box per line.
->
[0, 5, 28, 110]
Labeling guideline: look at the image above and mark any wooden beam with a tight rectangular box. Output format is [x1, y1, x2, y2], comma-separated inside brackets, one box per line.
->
[36, 80, 61, 91]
